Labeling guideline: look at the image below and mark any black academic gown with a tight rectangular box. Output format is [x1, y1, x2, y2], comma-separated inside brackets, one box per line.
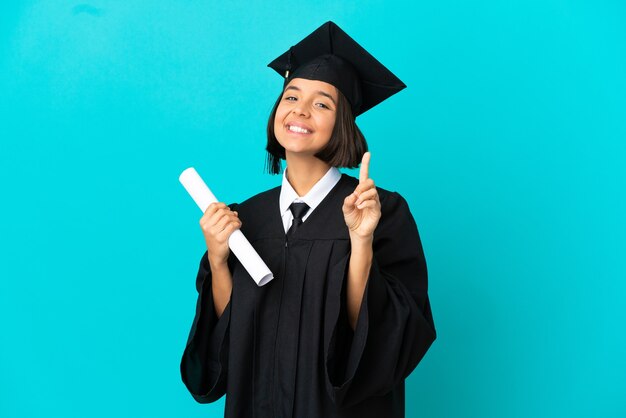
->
[180, 174, 436, 418]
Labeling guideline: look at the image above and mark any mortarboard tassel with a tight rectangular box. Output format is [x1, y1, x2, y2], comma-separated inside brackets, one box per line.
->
[285, 46, 294, 78]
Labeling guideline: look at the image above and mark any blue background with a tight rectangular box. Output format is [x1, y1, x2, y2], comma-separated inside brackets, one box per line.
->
[1, 1, 625, 417]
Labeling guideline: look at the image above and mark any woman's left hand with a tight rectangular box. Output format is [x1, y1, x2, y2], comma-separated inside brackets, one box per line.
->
[343, 152, 381, 240]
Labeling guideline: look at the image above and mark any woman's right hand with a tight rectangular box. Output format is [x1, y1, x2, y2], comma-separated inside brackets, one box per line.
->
[200, 202, 242, 269]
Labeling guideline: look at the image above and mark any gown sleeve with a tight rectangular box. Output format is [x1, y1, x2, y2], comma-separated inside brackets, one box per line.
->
[180, 205, 238, 404]
[323, 192, 436, 408]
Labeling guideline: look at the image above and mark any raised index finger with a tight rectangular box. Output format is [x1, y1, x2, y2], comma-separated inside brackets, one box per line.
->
[359, 152, 371, 184]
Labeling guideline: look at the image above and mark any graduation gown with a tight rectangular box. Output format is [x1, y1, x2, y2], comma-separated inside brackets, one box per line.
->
[180, 174, 436, 418]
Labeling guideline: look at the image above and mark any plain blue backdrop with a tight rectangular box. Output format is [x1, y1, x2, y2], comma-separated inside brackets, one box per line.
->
[1, 1, 625, 417]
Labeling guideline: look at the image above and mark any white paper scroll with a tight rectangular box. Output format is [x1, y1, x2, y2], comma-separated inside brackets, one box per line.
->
[179, 167, 274, 286]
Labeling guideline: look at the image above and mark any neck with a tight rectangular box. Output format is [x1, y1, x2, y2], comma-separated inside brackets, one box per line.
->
[285, 153, 332, 197]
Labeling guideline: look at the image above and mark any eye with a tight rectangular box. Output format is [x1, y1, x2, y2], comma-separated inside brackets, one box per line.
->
[316, 102, 330, 109]
[284, 96, 297, 101]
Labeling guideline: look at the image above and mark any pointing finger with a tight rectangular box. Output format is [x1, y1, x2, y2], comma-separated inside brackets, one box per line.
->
[359, 152, 371, 184]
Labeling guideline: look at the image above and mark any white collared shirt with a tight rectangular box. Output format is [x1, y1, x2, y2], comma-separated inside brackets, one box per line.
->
[279, 167, 342, 233]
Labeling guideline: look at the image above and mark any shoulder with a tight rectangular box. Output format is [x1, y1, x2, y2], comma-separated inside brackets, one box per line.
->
[228, 185, 281, 212]
[378, 188, 413, 231]
[227, 186, 282, 239]
[342, 173, 417, 237]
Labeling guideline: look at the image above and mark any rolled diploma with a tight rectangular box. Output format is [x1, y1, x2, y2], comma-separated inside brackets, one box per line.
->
[179, 167, 274, 286]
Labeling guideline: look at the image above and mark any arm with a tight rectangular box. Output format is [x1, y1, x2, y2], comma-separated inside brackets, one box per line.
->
[180, 202, 240, 403]
[326, 153, 436, 407]
[200, 202, 240, 318]
[346, 237, 373, 329]
[210, 262, 232, 318]
[180, 252, 233, 403]
[343, 152, 380, 330]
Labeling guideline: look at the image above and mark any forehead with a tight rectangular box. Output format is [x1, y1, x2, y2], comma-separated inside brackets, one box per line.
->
[284, 78, 338, 99]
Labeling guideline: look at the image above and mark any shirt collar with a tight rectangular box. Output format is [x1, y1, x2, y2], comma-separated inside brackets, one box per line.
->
[279, 166, 342, 215]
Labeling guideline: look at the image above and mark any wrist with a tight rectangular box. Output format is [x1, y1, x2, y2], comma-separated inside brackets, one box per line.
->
[349, 235, 374, 264]
[349, 233, 373, 248]
[208, 256, 229, 273]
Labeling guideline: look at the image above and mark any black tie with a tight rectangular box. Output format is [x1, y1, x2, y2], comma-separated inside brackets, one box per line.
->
[287, 202, 310, 238]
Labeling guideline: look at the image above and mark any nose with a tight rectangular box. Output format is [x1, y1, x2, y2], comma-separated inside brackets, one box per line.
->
[292, 102, 310, 117]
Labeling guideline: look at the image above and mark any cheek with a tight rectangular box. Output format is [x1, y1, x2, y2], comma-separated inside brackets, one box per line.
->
[273, 108, 287, 136]
[322, 115, 337, 136]
[274, 117, 284, 140]
[275, 103, 290, 124]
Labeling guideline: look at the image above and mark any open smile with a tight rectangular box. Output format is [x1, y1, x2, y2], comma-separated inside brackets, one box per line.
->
[285, 122, 314, 135]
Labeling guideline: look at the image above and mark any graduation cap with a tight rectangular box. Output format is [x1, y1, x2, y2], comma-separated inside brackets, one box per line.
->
[267, 21, 406, 116]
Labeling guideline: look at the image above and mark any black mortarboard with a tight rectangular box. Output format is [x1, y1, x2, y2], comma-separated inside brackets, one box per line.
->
[267, 21, 406, 116]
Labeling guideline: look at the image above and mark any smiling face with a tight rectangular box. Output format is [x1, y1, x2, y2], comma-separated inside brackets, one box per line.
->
[273, 78, 338, 158]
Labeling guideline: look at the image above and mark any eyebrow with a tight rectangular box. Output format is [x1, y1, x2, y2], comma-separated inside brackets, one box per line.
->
[285, 85, 337, 105]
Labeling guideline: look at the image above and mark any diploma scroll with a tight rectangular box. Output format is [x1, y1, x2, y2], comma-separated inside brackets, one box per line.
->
[179, 167, 274, 286]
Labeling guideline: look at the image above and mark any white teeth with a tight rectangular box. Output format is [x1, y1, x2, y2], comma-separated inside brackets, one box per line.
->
[288, 125, 310, 134]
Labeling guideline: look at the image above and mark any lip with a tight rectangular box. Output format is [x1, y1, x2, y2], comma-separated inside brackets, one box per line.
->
[285, 121, 314, 134]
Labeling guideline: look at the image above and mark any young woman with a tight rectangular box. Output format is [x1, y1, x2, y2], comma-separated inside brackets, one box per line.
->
[181, 21, 436, 418]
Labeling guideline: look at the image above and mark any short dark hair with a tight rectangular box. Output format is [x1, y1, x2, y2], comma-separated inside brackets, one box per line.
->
[265, 87, 368, 175]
